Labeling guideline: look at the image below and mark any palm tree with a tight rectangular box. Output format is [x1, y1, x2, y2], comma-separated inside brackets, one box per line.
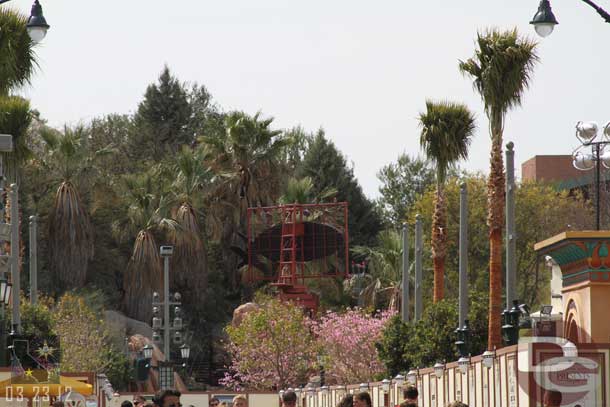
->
[279, 176, 337, 204]
[0, 7, 37, 95]
[40, 125, 110, 291]
[419, 100, 475, 303]
[0, 96, 33, 182]
[459, 28, 538, 349]
[170, 145, 212, 295]
[112, 167, 178, 322]
[200, 111, 292, 288]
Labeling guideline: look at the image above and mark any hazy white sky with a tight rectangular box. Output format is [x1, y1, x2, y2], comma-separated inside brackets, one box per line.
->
[8, 0, 610, 198]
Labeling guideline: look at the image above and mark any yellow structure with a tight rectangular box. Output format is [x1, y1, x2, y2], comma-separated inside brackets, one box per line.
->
[534, 231, 610, 343]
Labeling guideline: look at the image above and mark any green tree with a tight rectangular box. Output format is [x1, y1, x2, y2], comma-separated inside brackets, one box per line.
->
[376, 154, 435, 226]
[201, 111, 292, 289]
[459, 29, 538, 349]
[133, 66, 193, 160]
[376, 296, 488, 376]
[296, 130, 382, 247]
[0, 7, 37, 95]
[0, 96, 33, 182]
[112, 167, 178, 322]
[410, 175, 592, 317]
[39, 125, 111, 291]
[419, 100, 475, 302]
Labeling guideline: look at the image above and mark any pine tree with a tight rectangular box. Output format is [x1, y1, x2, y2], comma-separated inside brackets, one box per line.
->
[296, 130, 382, 247]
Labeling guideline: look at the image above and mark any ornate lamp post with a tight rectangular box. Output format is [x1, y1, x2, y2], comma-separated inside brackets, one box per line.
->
[0, 0, 50, 43]
[572, 121, 610, 230]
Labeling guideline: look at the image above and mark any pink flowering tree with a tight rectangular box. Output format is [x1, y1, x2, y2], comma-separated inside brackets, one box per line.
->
[313, 308, 395, 384]
[221, 296, 317, 390]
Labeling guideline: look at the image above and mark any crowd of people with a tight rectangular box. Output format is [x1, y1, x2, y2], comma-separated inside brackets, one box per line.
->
[60, 385, 561, 407]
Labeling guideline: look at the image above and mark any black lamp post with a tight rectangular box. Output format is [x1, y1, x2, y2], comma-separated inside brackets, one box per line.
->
[530, 0, 610, 37]
[454, 319, 471, 358]
[0, 0, 50, 43]
[0, 277, 12, 367]
[502, 300, 524, 346]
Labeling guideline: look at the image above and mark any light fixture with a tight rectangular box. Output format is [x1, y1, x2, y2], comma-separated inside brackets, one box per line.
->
[153, 292, 160, 303]
[482, 350, 495, 369]
[393, 373, 405, 388]
[359, 383, 369, 392]
[173, 316, 182, 330]
[406, 370, 417, 385]
[433, 362, 445, 379]
[279, 390, 285, 397]
[381, 379, 391, 393]
[174, 292, 182, 302]
[457, 357, 470, 374]
[174, 330, 182, 344]
[0, 278, 11, 306]
[572, 148, 595, 171]
[174, 306, 181, 316]
[180, 343, 190, 359]
[576, 121, 599, 143]
[540, 305, 553, 316]
[530, 0, 558, 38]
[26, 0, 50, 43]
[152, 317, 162, 329]
[142, 344, 153, 359]
[152, 331, 160, 343]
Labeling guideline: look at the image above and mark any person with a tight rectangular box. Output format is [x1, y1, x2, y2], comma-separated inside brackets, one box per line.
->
[353, 392, 371, 407]
[336, 394, 353, 407]
[543, 390, 562, 407]
[403, 385, 418, 404]
[122, 401, 134, 407]
[134, 396, 147, 407]
[209, 397, 220, 407]
[153, 389, 181, 407]
[281, 390, 297, 407]
[446, 402, 468, 407]
[232, 395, 247, 407]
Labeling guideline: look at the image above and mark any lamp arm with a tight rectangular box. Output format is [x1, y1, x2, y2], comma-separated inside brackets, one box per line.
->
[581, 0, 610, 22]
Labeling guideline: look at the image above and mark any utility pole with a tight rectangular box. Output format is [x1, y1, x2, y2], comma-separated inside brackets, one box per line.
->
[9, 185, 19, 333]
[401, 222, 410, 322]
[505, 142, 517, 308]
[414, 214, 423, 321]
[458, 183, 469, 327]
[29, 215, 38, 305]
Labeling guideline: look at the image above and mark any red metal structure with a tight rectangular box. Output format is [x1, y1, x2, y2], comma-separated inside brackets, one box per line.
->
[246, 202, 349, 314]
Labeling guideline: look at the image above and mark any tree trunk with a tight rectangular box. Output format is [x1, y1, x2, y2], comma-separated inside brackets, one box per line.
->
[487, 114, 505, 350]
[431, 184, 446, 302]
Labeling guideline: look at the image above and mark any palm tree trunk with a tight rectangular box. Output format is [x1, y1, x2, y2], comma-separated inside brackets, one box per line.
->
[431, 184, 446, 302]
[487, 114, 505, 350]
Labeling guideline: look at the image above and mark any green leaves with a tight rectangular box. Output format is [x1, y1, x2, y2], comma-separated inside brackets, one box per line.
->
[419, 100, 475, 184]
[0, 7, 37, 95]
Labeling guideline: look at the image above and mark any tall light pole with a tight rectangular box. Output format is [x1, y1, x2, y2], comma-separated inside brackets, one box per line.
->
[152, 245, 190, 390]
[572, 121, 610, 230]
[530, 0, 610, 37]
[0, 0, 50, 43]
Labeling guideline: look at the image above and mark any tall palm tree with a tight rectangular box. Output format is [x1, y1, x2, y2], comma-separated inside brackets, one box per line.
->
[279, 176, 337, 204]
[0, 96, 33, 182]
[0, 7, 37, 96]
[419, 100, 476, 303]
[200, 111, 292, 289]
[459, 28, 538, 349]
[112, 167, 178, 322]
[170, 145, 212, 295]
[40, 125, 110, 291]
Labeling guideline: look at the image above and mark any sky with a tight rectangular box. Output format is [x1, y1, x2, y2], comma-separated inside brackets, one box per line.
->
[7, 0, 610, 199]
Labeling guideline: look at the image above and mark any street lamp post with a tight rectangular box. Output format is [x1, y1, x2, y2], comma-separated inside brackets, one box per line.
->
[152, 245, 190, 389]
[0, 0, 50, 43]
[572, 121, 610, 230]
[530, 0, 610, 37]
